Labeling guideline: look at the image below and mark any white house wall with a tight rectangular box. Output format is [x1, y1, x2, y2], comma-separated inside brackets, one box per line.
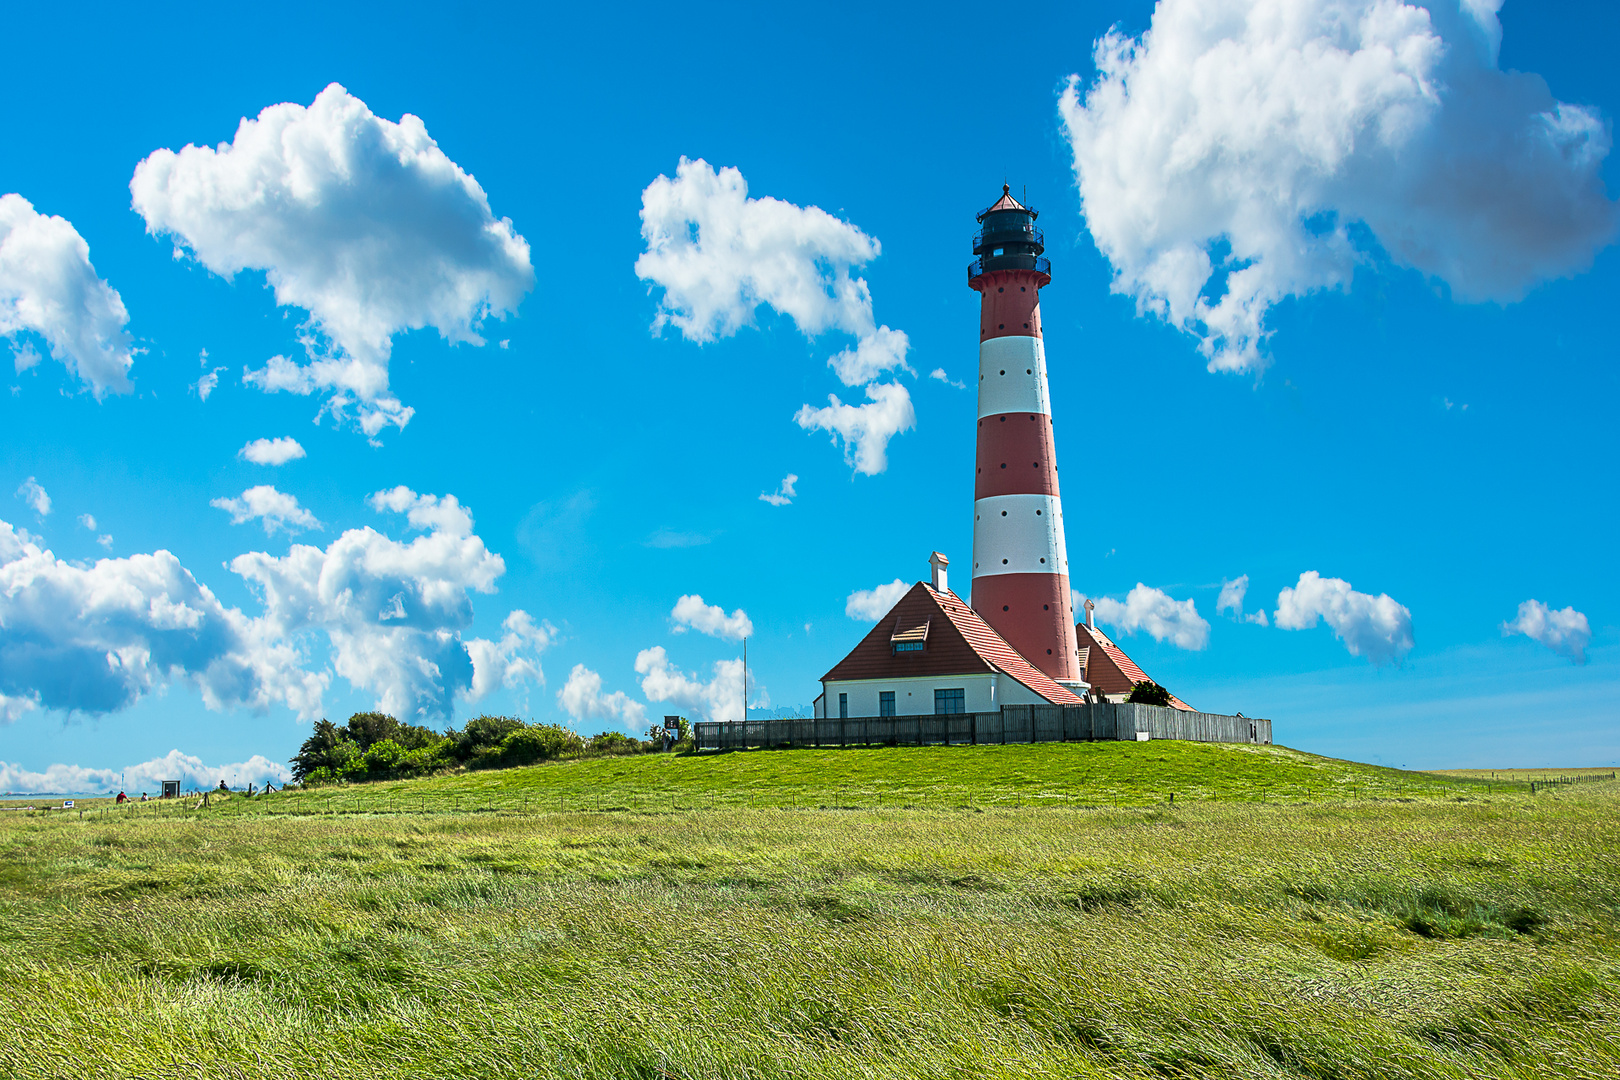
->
[823, 673, 999, 717]
[994, 673, 1049, 707]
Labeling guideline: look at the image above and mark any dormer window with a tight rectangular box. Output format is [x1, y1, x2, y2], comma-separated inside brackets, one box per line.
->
[891, 617, 929, 655]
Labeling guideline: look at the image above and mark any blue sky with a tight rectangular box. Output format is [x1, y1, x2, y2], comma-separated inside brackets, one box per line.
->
[1, 0, 1616, 789]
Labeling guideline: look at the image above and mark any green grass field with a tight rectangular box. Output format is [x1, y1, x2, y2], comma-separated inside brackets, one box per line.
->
[2, 742, 1616, 1078]
[15, 741, 1526, 822]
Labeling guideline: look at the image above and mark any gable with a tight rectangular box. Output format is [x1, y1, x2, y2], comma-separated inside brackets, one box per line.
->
[1076, 623, 1193, 710]
[820, 583, 994, 683]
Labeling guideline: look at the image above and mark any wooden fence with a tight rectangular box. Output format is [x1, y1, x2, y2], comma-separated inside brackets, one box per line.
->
[1530, 772, 1616, 795]
[695, 703, 1271, 752]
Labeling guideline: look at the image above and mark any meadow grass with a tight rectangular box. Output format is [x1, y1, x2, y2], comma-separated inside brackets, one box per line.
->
[1, 743, 1615, 1078]
[29, 740, 1523, 823]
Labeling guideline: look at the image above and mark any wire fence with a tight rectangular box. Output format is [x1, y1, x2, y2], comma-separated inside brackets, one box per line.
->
[1529, 772, 1617, 795]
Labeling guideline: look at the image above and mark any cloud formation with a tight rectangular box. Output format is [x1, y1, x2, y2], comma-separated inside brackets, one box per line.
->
[1, 487, 538, 724]
[231, 487, 517, 719]
[1274, 570, 1414, 664]
[670, 594, 753, 641]
[1502, 599, 1590, 664]
[634, 645, 746, 722]
[1216, 574, 1269, 625]
[239, 437, 306, 466]
[759, 473, 797, 506]
[794, 381, 916, 476]
[465, 610, 555, 699]
[0, 750, 291, 795]
[0, 194, 134, 396]
[557, 663, 647, 730]
[211, 485, 322, 534]
[16, 477, 49, 519]
[0, 517, 324, 722]
[1060, 0, 1618, 372]
[1093, 584, 1211, 650]
[846, 578, 909, 621]
[131, 83, 534, 437]
[636, 158, 915, 474]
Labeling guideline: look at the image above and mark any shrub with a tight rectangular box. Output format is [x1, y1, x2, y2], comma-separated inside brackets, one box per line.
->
[455, 714, 527, 760]
[1127, 681, 1172, 706]
[587, 731, 642, 755]
[476, 725, 586, 769]
[291, 712, 452, 780]
[361, 739, 410, 774]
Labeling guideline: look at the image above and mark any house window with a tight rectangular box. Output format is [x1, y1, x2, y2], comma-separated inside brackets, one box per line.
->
[934, 688, 965, 715]
[893, 641, 924, 654]
[879, 691, 896, 717]
[839, 693, 848, 719]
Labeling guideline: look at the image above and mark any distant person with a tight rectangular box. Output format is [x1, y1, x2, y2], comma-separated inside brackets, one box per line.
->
[115, 791, 127, 804]
[218, 780, 229, 792]
[140, 793, 148, 802]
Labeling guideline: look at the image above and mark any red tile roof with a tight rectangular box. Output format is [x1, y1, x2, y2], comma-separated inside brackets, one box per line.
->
[821, 582, 1082, 706]
[932, 587, 1083, 706]
[1075, 622, 1193, 710]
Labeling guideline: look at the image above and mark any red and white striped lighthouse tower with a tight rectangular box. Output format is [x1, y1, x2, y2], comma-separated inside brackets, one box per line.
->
[967, 186, 1082, 686]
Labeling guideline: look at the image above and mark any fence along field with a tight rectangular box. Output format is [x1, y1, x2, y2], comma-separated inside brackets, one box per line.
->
[697, 701, 1272, 751]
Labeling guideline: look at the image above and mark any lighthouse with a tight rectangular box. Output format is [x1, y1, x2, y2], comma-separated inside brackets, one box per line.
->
[967, 186, 1082, 688]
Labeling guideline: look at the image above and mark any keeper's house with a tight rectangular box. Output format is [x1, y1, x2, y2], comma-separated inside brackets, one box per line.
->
[814, 554, 1085, 720]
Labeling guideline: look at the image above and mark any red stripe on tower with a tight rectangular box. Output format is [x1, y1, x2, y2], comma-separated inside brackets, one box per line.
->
[967, 186, 1082, 687]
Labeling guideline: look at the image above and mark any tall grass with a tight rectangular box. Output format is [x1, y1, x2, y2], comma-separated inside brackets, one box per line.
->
[0, 750, 1615, 1078]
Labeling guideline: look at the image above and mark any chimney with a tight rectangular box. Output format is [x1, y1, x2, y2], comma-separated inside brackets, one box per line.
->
[1084, 597, 1095, 629]
[929, 551, 949, 595]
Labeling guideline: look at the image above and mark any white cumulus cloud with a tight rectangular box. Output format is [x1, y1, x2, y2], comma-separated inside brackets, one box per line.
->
[557, 663, 647, 730]
[230, 487, 514, 719]
[211, 485, 322, 535]
[794, 381, 916, 476]
[670, 594, 754, 641]
[465, 609, 555, 700]
[195, 367, 224, 401]
[0, 517, 325, 722]
[759, 473, 798, 506]
[15, 477, 50, 519]
[0, 750, 292, 795]
[929, 367, 967, 389]
[239, 436, 306, 466]
[636, 157, 915, 474]
[634, 645, 748, 723]
[846, 578, 909, 621]
[1502, 599, 1590, 664]
[131, 83, 534, 437]
[1059, 0, 1619, 373]
[1216, 574, 1269, 624]
[0, 194, 134, 396]
[1274, 570, 1414, 664]
[1, 489, 536, 724]
[1093, 584, 1211, 650]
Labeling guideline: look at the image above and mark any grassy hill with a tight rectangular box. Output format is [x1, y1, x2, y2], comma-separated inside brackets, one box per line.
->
[1, 741, 1616, 1079]
[217, 740, 1506, 819]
